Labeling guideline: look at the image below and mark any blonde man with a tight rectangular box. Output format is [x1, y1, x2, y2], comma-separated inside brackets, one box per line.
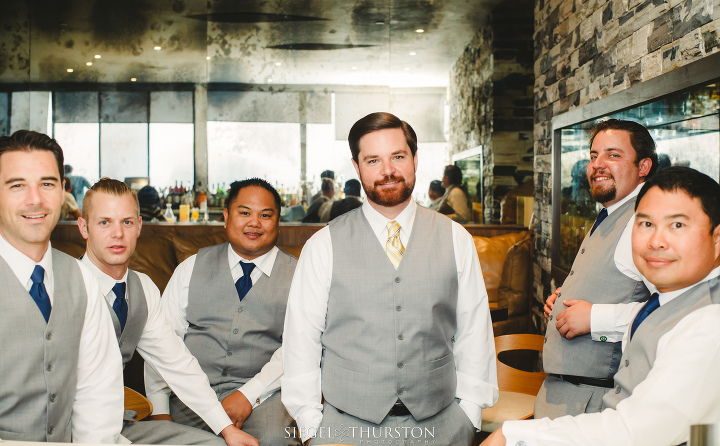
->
[78, 178, 258, 446]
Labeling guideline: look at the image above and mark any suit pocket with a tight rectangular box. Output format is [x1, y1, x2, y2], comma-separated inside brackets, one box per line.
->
[427, 352, 454, 372]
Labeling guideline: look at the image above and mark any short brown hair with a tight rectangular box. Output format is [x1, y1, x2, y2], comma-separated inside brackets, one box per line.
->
[0, 130, 65, 181]
[82, 178, 139, 220]
[589, 119, 659, 178]
[348, 112, 418, 163]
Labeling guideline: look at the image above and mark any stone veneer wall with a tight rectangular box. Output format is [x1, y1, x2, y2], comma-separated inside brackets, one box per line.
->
[532, 0, 720, 329]
[448, 26, 494, 222]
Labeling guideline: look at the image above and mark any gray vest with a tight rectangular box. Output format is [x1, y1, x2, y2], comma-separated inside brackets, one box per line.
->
[322, 206, 459, 424]
[544, 198, 650, 378]
[185, 243, 297, 394]
[0, 250, 86, 442]
[603, 280, 719, 409]
[105, 270, 149, 365]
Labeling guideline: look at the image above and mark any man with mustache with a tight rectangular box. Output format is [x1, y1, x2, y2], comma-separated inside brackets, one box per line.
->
[482, 166, 720, 446]
[282, 112, 498, 445]
[78, 178, 258, 446]
[0, 130, 123, 443]
[145, 178, 300, 446]
[537, 119, 657, 419]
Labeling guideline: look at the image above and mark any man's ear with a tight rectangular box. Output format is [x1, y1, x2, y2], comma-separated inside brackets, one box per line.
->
[638, 158, 652, 179]
[77, 217, 89, 240]
[712, 223, 720, 265]
[137, 215, 142, 237]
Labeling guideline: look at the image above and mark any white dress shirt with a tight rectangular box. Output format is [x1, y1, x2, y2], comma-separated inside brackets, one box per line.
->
[0, 235, 123, 444]
[588, 183, 655, 342]
[282, 200, 498, 442]
[504, 266, 720, 446]
[81, 256, 233, 434]
[144, 244, 284, 413]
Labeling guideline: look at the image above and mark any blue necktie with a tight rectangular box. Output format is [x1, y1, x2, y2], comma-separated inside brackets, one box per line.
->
[235, 262, 256, 302]
[29, 265, 52, 323]
[630, 293, 660, 339]
[112, 282, 128, 332]
[590, 208, 608, 236]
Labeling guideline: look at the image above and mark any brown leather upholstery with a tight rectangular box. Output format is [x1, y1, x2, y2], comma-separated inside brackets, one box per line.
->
[130, 234, 177, 293]
[473, 231, 528, 302]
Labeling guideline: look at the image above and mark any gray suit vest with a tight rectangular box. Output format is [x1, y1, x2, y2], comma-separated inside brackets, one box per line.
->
[603, 279, 720, 409]
[544, 198, 650, 378]
[185, 243, 297, 393]
[105, 270, 149, 365]
[0, 250, 86, 442]
[322, 206, 459, 424]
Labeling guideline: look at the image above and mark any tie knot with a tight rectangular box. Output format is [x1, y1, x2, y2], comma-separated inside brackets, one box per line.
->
[240, 262, 256, 277]
[386, 221, 401, 238]
[31, 265, 45, 284]
[112, 282, 126, 299]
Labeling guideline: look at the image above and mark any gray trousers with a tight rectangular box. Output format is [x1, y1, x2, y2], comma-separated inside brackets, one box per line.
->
[307, 400, 475, 446]
[533, 374, 609, 420]
[170, 389, 300, 446]
[122, 419, 225, 445]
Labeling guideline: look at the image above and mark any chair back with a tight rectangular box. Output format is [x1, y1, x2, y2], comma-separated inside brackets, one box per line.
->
[494, 334, 547, 396]
[124, 386, 153, 421]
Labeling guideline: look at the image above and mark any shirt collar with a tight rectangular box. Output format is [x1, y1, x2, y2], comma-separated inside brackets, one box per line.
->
[0, 232, 53, 288]
[606, 182, 644, 215]
[657, 265, 720, 306]
[81, 254, 128, 297]
[361, 199, 417, 240]
[227, 243, 279, 277]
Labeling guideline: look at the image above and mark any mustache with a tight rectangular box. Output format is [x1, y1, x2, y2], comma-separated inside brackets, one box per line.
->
[19, 206, 52, 215]
[373, 175, 405, 187]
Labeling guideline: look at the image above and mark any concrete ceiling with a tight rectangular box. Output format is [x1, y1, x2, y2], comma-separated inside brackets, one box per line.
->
[0, 0, 503, 87]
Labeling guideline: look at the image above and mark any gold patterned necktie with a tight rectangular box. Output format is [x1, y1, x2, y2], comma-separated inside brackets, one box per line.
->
[385, 220, 405, 269]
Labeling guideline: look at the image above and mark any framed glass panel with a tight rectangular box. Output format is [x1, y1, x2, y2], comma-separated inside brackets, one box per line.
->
[149, 123, 194, 190]
[100, 123, 149, 180]
[54, 123, 100, 181]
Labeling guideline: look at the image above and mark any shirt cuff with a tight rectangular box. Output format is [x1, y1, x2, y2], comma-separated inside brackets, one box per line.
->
[239, 380, 265, 408]
[590, 304, 623, 342]
[502, 419, 543, 446]
[147, 394, 170, 416]
[203, 404, 234, 435]
[458, 399, 482, 430]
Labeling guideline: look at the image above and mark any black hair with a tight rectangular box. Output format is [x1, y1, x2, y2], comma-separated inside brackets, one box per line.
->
[225, 178, 282, 219]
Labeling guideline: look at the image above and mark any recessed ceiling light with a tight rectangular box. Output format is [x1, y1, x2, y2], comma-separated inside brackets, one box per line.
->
[275, 62, 282, 66]
[267, 78, 273, 83]
[154, 46, 161, 50]
[94, 55, 101, 59]
[404, 67, 410, 71]
[66, 68, 73, 73]
[86, 62, 93, 66]
[375, 21, 385, 25]
[409, 52, 416, 56]
[206, 56, 211, 60]
[351, 66, 357, 70]
[415, 29, 424, 33]
[130, 78, 137, 82]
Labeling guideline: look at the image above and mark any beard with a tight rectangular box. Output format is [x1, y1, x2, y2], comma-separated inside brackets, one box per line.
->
[590, 182, 616, 204]
[363, 174, 415, 207]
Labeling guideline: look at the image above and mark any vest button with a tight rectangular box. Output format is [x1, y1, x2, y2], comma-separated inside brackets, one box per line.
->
[615, 386, 621, 394]
[570, 270, 574, 275]
[49, 394, 56, 403]
[581, 249, 585, 254]
[48, 427, 54, 435]
[119, 342, 123, 348]
[233, 329, 239, 334]
[396, 306, 402, 312]
[47, 364, 53, 372]
[625, 359, 629, 367]
[227, 351, 233, 357]
[394, 277, 401, 283]
[238, 307, 244, 313]
[549, 315, 553, 321]
[397, 362, 404, 369]
[221, 372, 228, 377]
[46, 332, 53, 340]
[397, 389, 404, 395]
[544, 337, 547, 343]
[398, 334, 404, 341]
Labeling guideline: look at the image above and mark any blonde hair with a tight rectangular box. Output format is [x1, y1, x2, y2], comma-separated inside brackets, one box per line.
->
[82, 177, 140, 220]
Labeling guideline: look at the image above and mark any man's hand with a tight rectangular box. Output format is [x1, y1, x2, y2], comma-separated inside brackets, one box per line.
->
[544, 286, 561, 320]
[555, 299, 592, 339]
[148, 414, 174, 422]
[221, 391, 253, 429]
[480, 427, 506, 445]
[219, 425, 259, 446]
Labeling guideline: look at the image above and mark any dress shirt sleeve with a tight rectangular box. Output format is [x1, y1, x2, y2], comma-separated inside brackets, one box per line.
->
[451, 222, 499, 429]
[281, 227, 333, 443]
[503, 305, 720, 446]
[238, 346, 283, 407]
[145, 255, 195, 415]
[135, 273, 232, 434]
[590, 215, 650, 341]
[72, 262, 124, 444]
